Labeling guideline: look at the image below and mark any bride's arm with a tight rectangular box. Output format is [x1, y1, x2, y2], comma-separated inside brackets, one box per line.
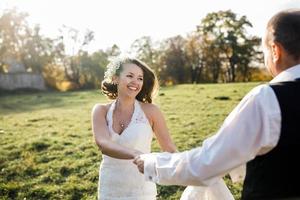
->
[143, 103, 177, 153]
[92, 103, 142, 159]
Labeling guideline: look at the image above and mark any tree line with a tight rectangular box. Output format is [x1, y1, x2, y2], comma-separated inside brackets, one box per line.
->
[0, 8, 270, 90]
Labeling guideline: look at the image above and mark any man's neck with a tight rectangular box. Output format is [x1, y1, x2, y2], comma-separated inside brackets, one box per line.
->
[277, 56, 300, 74]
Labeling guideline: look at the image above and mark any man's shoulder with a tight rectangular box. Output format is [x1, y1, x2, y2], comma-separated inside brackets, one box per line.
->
[241, 83, 275, 103]
[250, 83, 272, 95]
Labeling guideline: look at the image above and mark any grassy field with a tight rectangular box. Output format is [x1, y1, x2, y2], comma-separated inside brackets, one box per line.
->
[0, 82, 262, 199]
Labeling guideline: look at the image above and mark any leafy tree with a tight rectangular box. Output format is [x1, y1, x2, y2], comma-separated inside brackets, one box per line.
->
[184, 32, 204, 83]
[130, 36, 159, 70]
[197, 10, 261, 82]
[236, 37, 262, 81]
[58, 25, 94, 85]
[0, 8, 58, 74]
[78, 50, 109, 89]
[21, 25, 56, 73]
[105, 44, 121, 58]
[0, 8, 29, 72]
[161, 35, 188, 84]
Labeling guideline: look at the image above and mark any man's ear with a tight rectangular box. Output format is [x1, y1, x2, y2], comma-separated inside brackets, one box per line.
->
[270, 41, 283, 63]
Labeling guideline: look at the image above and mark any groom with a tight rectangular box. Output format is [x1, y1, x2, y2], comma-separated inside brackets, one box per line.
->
[134, 9, 300, 200]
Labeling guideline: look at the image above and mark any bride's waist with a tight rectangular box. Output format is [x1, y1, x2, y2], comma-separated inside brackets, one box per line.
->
[101, 155, 134, 166]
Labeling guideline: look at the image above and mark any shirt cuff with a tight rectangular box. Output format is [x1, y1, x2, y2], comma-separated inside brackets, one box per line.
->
[140, 153, 158, 183]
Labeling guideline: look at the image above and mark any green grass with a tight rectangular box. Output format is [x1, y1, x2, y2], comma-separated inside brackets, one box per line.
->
[0, 82, 262, 199]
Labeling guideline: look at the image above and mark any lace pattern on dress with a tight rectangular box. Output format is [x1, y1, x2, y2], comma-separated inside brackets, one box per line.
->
[133, 103, 150, 125]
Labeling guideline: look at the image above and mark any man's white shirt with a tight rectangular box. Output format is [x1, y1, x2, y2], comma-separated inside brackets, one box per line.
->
[141, 64, 300, 186]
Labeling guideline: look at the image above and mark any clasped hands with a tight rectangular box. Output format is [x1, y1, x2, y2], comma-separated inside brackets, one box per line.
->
[133, 155, 144, 174]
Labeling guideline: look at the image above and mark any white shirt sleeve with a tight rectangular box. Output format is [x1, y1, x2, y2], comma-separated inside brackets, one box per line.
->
[142, 85, 281, 186]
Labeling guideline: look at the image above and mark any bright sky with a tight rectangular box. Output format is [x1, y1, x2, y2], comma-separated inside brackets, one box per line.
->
[1, 0, 300, 54]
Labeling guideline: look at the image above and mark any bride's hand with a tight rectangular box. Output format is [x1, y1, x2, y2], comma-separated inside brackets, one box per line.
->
[133, 155, 144, 174]
[132, 149, 143, 158]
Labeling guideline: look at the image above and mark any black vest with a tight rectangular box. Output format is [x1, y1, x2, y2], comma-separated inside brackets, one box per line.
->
[242, 79, 300, 200]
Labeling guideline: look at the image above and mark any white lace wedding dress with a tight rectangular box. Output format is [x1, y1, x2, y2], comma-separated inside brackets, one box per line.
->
[98, 100, 157, 200]
[180, 165, 245, 200]
[180, 180, 234, 200]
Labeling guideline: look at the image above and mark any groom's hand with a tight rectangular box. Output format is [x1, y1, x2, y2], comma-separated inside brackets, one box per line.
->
[133, 156, 144, 174]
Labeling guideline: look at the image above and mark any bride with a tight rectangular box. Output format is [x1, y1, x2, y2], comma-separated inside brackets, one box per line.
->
[91, 56, 177, 199]
[92, 56, 237, 200]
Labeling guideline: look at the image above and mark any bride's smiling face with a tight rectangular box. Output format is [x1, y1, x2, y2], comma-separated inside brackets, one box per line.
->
[115, 63, 144, 98]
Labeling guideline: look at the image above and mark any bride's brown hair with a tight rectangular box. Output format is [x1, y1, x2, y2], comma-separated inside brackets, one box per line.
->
[101, 57, 159, 103]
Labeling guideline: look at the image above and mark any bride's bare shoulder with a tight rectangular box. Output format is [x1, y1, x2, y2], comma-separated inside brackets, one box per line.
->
[91, 103, 112, 116]
[139, 102, 162, 119]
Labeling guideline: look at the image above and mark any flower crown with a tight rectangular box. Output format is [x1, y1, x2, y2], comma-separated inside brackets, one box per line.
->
[104, 56, 132, 83]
